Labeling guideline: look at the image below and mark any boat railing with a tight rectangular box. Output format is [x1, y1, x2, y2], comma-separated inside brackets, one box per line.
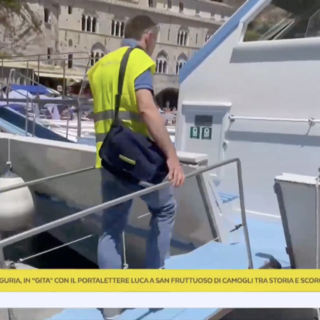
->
[0, 51, 92, 97]
[0, 78, 73, 138]
[0, 53, 176, 142]
[229, 115, 320, 124]
[0, 51, 93, 139]
[0, 79, 37, 136]
[0, 59, 93, 140]
[0, 158, 254, 270]
[7, 68, 79, 140]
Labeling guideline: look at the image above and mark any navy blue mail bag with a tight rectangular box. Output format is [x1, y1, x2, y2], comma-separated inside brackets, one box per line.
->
[99, 47, 169, 185]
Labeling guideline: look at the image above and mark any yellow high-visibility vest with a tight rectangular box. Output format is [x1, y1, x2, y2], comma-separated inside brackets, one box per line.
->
[87, 46, 156, 168]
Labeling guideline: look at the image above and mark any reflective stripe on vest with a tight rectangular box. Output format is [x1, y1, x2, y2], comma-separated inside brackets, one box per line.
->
[94, 110, 144, 142]
[93, 109, 142, 123]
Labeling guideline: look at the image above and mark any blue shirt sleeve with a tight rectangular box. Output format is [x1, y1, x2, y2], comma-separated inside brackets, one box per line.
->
[134, 69, 153, 92]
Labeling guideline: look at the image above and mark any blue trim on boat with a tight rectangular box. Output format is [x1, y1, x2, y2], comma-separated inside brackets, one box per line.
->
[179, 0, 260, 84]
[3, 84, 50, 95]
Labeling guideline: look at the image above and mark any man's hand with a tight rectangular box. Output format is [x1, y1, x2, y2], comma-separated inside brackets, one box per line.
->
[166, 156, 185, 187]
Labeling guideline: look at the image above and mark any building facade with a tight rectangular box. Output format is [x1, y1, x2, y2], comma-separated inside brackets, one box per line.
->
[1, 0, 243, 107]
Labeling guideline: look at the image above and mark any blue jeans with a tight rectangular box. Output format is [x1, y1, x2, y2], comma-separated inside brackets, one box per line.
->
[97, 170, 177, 269]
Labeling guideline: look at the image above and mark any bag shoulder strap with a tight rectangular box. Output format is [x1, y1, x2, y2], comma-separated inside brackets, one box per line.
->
[114, 46, 141, 124]
[117, 47, 134, 98]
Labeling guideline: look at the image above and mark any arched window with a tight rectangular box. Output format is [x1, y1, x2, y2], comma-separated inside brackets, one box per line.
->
[111, 20, 115, 36]
[95, 52, 100, 63]
[92, 17, 97, 33]
[68, 39, 73, 47]
[175, 54, 187, 75]
[90, 52, 95, 66]
[90, 43, 107, 62]
[44, 8, 50, 23]
[86, 16, 92, 32]
[47, 47, 52, 60]
[120, 22, 125, 37]
[82, 15, 98, 32]
[111, 20, 125, 37]
[177, 29, 188, 46]
[179, 2, 184, 12]
[68, 54, 73, 69]
[115, 21, 119, 37]
[81, 15, 86, 31]
[156, 52, 168, 74]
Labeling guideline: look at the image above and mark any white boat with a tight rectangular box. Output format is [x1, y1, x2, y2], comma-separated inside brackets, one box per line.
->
[3, 1, 320, 318]
[1, 0, 319, 269]
[0, 90, 176, 143]
[0, 133, 226, 266]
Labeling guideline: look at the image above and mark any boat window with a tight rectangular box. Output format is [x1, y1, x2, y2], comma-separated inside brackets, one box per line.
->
[243, 0, 320, 41]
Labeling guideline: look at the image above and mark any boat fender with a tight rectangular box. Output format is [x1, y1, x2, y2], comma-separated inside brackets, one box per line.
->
[0, 162, 34, 232]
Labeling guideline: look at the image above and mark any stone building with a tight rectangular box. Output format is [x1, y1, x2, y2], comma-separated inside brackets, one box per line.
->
[0, 0, 243, 107]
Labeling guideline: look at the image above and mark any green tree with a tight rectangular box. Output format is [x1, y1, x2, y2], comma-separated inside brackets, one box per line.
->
[0, 0, 41, 53]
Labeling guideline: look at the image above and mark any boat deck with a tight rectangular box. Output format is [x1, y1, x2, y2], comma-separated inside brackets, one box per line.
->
[5, 216, 290, 320]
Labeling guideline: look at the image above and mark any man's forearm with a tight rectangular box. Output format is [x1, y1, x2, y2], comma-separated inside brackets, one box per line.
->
[141, 111, 177, 159]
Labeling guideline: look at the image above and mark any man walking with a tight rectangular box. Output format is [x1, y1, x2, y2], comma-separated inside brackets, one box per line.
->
[88, 15, 185, 318]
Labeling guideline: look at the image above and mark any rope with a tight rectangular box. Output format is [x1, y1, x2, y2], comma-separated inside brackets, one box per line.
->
[315, 174, 320, 320]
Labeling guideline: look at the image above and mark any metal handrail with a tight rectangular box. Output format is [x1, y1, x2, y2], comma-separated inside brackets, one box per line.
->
[39, 119, 74, 139]
[8, 69, 67, 95]
[0, 97, 78, 104]
[9, 68, 78, 139]
[1, 56, 92, 140]
[0, 51, 93, 140]
[229, 115, 320, 124]
[0, 79, 67, 136]
[0, 79, 33, 100]
[1, 51, 91, 64]
[0, 158, 254, 269]
[1, 52, 91, 91]
[0, 80, 36, 136]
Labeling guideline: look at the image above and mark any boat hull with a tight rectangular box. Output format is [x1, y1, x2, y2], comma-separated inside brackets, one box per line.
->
[0, 133, 214, 267]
